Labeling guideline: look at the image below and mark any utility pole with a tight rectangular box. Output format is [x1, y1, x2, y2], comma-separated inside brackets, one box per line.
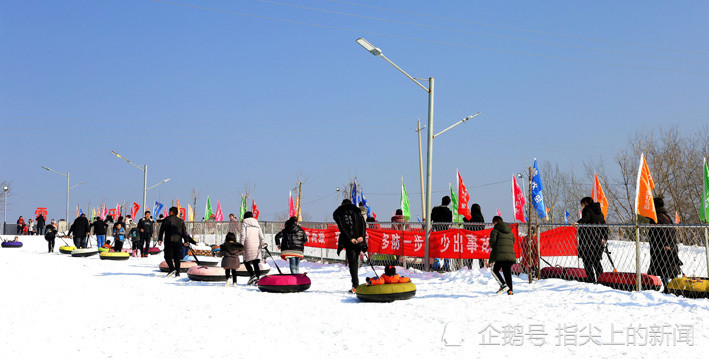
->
[416, 120, 426, 220]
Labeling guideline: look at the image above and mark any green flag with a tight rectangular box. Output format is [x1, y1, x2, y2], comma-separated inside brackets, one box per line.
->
[239, 195, 247, 221]
[400, 178, 411, 221]
[449, 184, 462, 223]
[701, 158, 709, 222]
[204, 196, 213, 221]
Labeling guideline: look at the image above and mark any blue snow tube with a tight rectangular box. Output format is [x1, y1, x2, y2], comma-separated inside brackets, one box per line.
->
[1, 241, 23, 248]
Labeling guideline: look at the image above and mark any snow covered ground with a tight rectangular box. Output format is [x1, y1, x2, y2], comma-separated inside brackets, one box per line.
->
[1, 235, 707, 359]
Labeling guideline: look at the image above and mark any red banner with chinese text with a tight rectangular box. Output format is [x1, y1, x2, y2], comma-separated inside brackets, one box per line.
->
[538, 226, 578, 257]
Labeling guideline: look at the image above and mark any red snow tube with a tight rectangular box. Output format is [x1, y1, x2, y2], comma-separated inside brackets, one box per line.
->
[511, 263, 524, 275]
[258, 273, 311, 293]
[597, 272, 661, 291]
[187, 266, 226, 282]
[540, 266, 588, 281]
[159, 260, 197, 273]
[1, 241, 23, 248]
[148, 247, 162, 255]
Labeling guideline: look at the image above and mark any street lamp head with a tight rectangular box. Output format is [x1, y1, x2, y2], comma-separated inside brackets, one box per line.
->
[2, 186, 8, 192]
[110, 150, 123, 159]
[356, 38, 382, 56]
[517, 173, 524, 179]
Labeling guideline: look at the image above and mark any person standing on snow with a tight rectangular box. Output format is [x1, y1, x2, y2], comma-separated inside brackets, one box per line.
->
[240, 211, 266, 285]
[137, 211, 154, 258]
[92, 217, 109, 248]
[576, 197, 606, 283]
[67, 214, 90, 248]
[333, 199, 367, 293]
[44, 224, 58, 253]
[275, 216, 307, 274]
[489, 216, 516, 295]
[220, 232, 244, 286]
[36, 213, 46, 235]
[647, 198, 683, 294]
[228, 213, 240, 235]
[158, 207, 196, 277]
[16, 216, 25, 235]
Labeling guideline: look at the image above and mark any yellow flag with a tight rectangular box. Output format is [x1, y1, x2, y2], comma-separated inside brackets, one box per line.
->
[188, 204, 194, 222]
[634, 153, 657, 222]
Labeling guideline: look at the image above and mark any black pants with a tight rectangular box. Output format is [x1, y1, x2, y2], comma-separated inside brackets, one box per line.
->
[244, 259, 261, 277]
[47, 239, 55, 253]
[164, 241, 183, 273]
[492, 261, 514, 292]
[37, 225, 45, 235]
[224, 269, 238, 282]
[582, 256, 604, 283]
[114, 239, 124, 252]
[346, 248, 362, 288]
[141, 236, 151, 254]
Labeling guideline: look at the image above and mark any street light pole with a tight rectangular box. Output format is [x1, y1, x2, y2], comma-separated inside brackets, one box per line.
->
[111, 151, 169, 214]
[42, 167, 83, 228]
[2, 186, 8, 235]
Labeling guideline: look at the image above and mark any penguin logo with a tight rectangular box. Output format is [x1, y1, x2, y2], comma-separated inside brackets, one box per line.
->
[442, 321, 464, 346]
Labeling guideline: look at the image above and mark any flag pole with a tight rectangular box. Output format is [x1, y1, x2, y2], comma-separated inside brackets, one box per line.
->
[703, 158, 709, 280]
[527, 166, 534, 284]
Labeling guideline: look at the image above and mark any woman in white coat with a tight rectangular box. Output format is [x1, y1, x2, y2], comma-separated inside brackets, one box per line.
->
[240, 211, 265, 285]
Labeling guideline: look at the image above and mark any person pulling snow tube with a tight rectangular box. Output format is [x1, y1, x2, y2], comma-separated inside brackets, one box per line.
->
[59, 245, 77, 254]
[100, 251, 130, 261]
[187, 266, 227, 282]
[71, 248, 99, 257]
[258, 273, 311, 293]
[355, 265, 416, 302]
[1, 241, 23, 248]
[667, 277, 709, 298]
[159, 260, 197, 273]
[148, 247, 161, 255]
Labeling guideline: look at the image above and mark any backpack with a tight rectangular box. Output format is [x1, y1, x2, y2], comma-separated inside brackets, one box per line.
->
[44, 229, 56, 241]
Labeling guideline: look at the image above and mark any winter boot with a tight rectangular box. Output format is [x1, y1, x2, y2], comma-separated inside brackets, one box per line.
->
[251, 276, 260, 286]
[166, 270, 176, 278]
[225, 277, 233, 287]
[496, 284, 508, 295]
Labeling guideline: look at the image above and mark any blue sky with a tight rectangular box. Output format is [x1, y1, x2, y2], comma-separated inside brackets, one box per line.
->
[1, 0, 707, 223]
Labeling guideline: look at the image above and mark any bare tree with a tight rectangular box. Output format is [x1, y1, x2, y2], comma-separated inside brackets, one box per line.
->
[191, 187, 201, 220]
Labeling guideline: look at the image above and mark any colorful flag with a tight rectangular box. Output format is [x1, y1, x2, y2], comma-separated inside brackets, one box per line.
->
[204, 196, 213, 221]
[252, 199, 259, 220]
[634, 153, 657, 223]
[675, 211, 680, 224]
[496, 209, 502, 217]
[101, 204, 107, 220]
[153, 201, 163, 220]
[511, 175, 526, 223]
[449, 184, 462, 223]
[361, 191, 372, 218]
[351, 182, 358, 206]
[75, 205, 79, 219]
[592, 173, 609, 220]
[531, 159, 546, 219]
[215, 201, 224, 221]
[701, 158, 709, 222]
[288, 191, 296, 218]
[188, 204, 194, 222]
[564, 210, 569, 224]
[115, 204, 120, 218]
[130, 202, 140, 219]
[457, 171, 471, 220]
[239, 195, 247, 221]
[400, 178, 411, 221]
[176, 198, 182, 215]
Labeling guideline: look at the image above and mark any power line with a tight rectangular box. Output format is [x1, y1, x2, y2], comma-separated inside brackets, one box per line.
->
[257, 0, 709, 64]
[323, 0, 709, 56]
[148, 0, 709, 76]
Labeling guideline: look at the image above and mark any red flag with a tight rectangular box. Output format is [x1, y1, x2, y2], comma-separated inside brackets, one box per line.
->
[288, 191, 296, 218]
[457, 171, 472, 220]
[496, 209, 502, 217]
[252, 199, 260, 220]
[511, 175, 527, 222]
[130, 202, 140, 219]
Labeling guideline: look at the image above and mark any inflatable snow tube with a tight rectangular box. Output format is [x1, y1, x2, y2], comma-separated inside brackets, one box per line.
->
[187, 266, 227, 282]
[98, 247, 109, 253]
[540, 266, 587, 281]
[159, 260, 197, 273]
[235, 262, 270, 277]
[1, 241, 23, 248]
[597, 272, 661, 291]
[667, 277, 709, 298]
[355, 282, 417, 303]
[59, 246, 77, 254]
[71, 248, 99, 257]
[183, 255, 220, 267]
[280, 250, 304, 260]
[100, 252, 130, 261]
[258, 274, 311, 293]
[148, 247, 162, 255]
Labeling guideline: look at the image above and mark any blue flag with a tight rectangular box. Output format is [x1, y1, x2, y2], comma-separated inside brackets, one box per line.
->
[361, 191, 372, 217]
[154, 201, 164, 218]
[531, 159, 547, 219]
[564, 210, 569, 224]
[351, 183, 358, 206]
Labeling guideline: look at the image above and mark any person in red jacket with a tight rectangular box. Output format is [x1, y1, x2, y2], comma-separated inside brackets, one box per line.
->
[16, 216, 25, 235]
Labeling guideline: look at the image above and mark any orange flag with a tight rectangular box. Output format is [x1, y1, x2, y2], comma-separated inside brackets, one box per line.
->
[634, 153, 657, 222]
[592, 173, 609, 219]
[675, 211, 680, 224]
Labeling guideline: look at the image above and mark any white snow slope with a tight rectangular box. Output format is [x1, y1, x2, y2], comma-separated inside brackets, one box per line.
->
[1, 235, 707, 359]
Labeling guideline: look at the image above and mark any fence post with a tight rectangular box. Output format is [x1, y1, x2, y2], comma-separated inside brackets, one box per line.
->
[704, 226, 709, 278]
[535, 224, 541, 279]
[635, 223, 641, 291]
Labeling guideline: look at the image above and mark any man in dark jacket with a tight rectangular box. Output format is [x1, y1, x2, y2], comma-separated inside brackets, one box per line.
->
[67, 214, 90, 248]
[430, 196, 453, 231]
[137, 211, 154, 258]
[647, 198, 683, 293]
[576, 197, 607, 283]
[36, 213, 46, 235]
[489, 216, 516, 295]
[91, 217, 108, 247]
[158, 207, 196, 277]
[333, 199, 367, 292]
